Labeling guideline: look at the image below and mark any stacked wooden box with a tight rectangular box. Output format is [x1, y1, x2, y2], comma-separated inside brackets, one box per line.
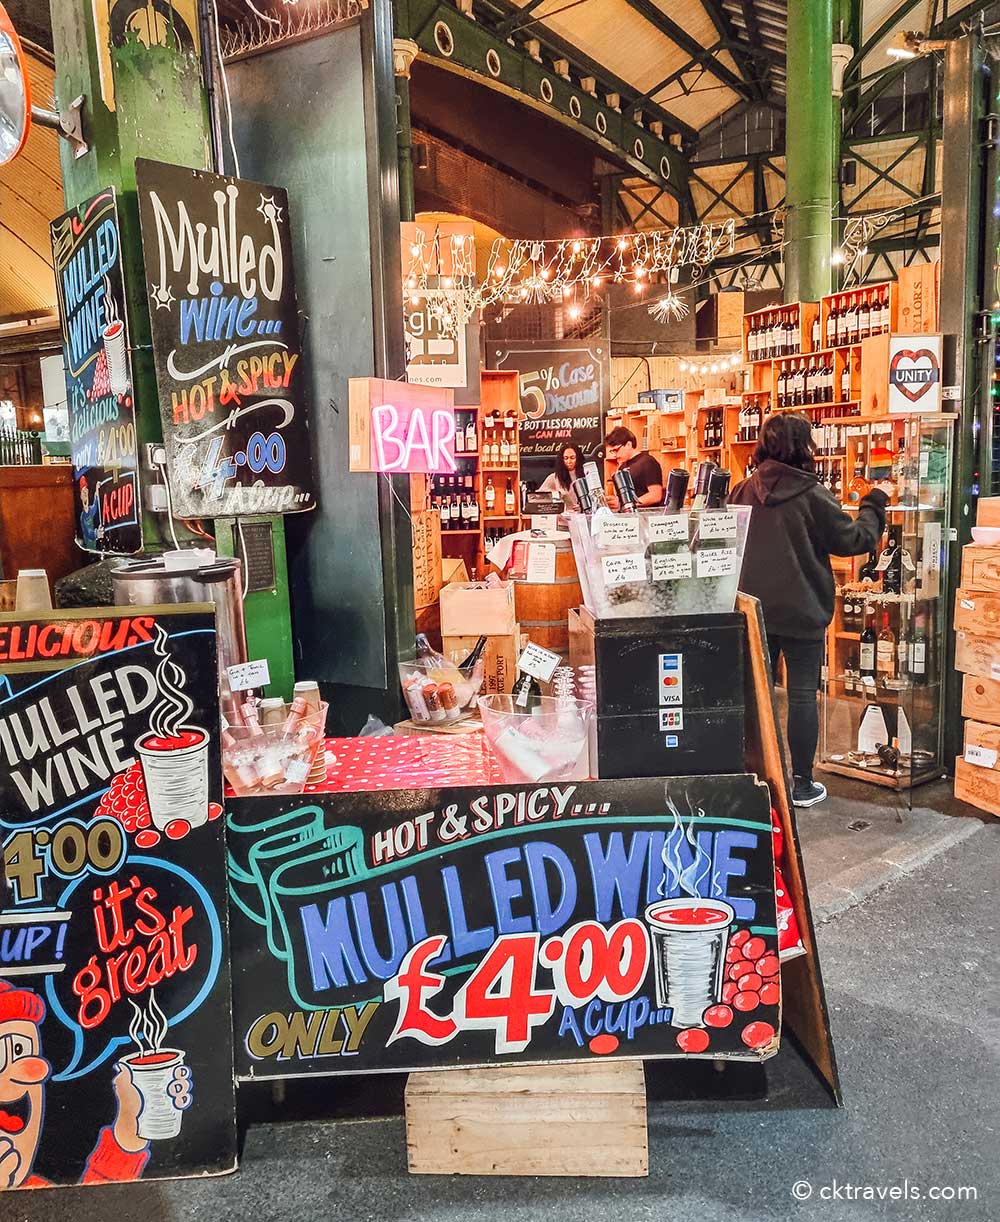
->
[954, 500, 1000, 817]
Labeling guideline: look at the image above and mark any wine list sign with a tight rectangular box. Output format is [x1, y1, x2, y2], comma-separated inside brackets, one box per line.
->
[136, 158, 315, 519]
[51, 188, 142, 555]
[0, 608, 236, 1191]
[228, 773, 780, 1079]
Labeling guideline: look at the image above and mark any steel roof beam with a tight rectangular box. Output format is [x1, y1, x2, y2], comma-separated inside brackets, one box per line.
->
[700, 0, 767, 98]
[620, 0, 754, 99]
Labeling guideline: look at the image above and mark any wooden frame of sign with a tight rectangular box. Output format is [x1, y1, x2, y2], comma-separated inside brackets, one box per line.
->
[404, 593, 840, 1178]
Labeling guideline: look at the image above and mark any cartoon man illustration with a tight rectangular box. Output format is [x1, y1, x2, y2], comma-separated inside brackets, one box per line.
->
[77, 477, 105, 549]
[0, 981, 192, 1190]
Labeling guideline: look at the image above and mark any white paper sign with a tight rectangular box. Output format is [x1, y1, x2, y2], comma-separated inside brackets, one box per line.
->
[599, 516, 642, 547]
[696, 547, 737, 578]
[518, 640, 562, 682]
[961, 598, 976, 611]
[699, 511, 738, 540]
[652, 551, 694, 581]
[601, 552, 647, 587]
[525, 542, 557, 584]
[228, 658, 271, 691]
[964, 744, 998, 769]
[648, 515, 689, 543]
[991, 662, 1000, 680]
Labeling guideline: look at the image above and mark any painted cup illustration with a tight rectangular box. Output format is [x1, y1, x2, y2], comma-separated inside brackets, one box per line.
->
[119, 1048, 188, 1140]
[122, 993, 189, 1141]
[102, 276, 130, 396]
[645, 898, 735, 1027]
[136, 624, 209, 831]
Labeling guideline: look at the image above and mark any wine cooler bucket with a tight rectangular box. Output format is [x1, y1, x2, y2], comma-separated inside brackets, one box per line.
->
[567, 505, 752, 620]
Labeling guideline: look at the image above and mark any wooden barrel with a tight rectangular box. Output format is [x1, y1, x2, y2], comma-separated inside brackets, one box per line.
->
[513, 538, 582, 656]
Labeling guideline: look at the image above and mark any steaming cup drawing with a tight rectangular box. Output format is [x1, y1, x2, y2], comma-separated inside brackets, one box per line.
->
[137, 623, 209, 830]
[119, 1049, 190, 1140]
[137, 728, 210, 830]
[102, 275, 130, 396]
[645, 898, 735, 1028]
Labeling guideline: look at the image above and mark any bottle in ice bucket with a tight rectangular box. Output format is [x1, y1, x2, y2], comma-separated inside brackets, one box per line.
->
[511, 667, 542, 712]
[647, 467, 691, 615]
[694, 468, 734, 607]
[691, 459, 718, 511]
[572, 475, 594, 513]
[458, 635, 488, 674]
[612, 467, 638, 512]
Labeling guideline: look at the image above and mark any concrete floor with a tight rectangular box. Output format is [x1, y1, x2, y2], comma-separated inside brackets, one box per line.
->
[8, 779, 997, 1221]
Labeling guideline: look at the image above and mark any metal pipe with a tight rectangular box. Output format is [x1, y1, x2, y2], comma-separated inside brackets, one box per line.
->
[784, 0, 834, 303]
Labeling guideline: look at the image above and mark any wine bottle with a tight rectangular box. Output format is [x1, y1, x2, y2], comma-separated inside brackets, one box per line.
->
[877, 610, 896, 680]
[613, 467, 639, 512]
[665, 467, 690, 512]
[859, 606, 877, 680]
[458, 635, 488, 673]
[512, 669, 542, 711]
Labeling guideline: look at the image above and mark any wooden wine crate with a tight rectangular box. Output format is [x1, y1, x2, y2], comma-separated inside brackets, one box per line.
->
[953, 590, 1000, 637]
[896, 261, 939, 335]
[405, 1061, 648, 1177]
[977, 497, 1000, 527]
[963, 719, 1000, 767]
[954, 756, 1000, 819]
[962, 673, 1000, 726]
[412, 510, 443, 611]
[954, 630, 1000, 681]
[961, 545, 1000, 594]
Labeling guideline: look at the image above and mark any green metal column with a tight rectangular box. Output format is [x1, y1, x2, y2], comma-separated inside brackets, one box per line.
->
[50, 2, 210, 550]
[394, 39, 418, 223]
[784, 0, 834, 304]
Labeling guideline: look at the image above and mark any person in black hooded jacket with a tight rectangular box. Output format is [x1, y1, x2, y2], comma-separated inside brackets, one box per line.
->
[729, 413, 888, 808]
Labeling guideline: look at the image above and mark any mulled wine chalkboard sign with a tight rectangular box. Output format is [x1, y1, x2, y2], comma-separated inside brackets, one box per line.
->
[228, 773, 779, 1078]
[0, 608, 236, 1191]
[51, 188, 142, 555]
[136, 158, 316, 520]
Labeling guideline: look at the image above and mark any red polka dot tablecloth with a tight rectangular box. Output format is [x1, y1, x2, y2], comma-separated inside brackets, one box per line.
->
[301, 735, 502, 792]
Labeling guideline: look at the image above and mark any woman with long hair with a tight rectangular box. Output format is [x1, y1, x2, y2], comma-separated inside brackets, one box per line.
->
[729, 413, 889, 808]
[539, 443, 586, 511]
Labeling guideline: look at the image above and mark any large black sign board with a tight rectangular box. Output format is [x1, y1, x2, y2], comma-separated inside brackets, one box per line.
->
[491, 341, 608, 485]
[0, 608, 236, 1191]
[136, 158, 315, 519]
[228, 774, 779, 1078]
[51, 188, 142, 555]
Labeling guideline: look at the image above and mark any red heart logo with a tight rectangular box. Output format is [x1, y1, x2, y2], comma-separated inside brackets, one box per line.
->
[889, 348, 939, 403]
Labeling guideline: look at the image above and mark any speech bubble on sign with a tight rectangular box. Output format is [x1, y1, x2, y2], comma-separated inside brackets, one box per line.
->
[44, 855, 223, 1081]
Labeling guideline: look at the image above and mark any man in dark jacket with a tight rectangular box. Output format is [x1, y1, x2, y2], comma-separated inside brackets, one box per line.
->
[730, 413, 888, 808]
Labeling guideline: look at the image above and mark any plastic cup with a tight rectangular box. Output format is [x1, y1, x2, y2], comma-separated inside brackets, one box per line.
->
[136, 728, 210, 831]
[644, 899, 735, 1027]
[103, 319, 130, 395]
[120, 1049, 186, 1140]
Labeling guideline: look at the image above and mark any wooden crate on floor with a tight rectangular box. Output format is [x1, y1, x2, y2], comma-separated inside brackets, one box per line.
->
[954, 756, 1000, 818]
[962, 673, 1000, 726]
[405, 1061, 648, 1177]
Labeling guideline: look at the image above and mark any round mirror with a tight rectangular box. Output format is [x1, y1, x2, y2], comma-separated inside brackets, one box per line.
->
[0, 2, 30, 166]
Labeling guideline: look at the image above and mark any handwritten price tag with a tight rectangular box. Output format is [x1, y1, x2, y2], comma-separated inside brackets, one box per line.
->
[601, 552, 646, 587]
[518, 641, 562, 682]
[599, 516, 642, 547]
[964, 744, 998, 769]
[227, 658, 271, 691]
[648, 514, 689, 543]
[699, 511, 738, 540]
[525, 542, 557, 584]
[651, 551, 693, 581]
[696, 548, 737, 578]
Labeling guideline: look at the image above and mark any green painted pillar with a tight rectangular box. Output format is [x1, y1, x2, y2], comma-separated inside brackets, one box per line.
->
[50, 3, 210, 549]
[394, 39, 418, 223]
[784, 0, 834, 304]
[50, 4, 295, 699]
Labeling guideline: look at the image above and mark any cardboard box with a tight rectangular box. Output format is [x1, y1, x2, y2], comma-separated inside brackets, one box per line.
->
[962, 673, 1000, 726]
[440, 581, 517, 637]
[954, 590, 1000, 638]
[961, 545, 1000, 594]
[413, 511, 443, 611]
[443, 633, 519, 695]
[954, 755, 1000, 819]
[954, 631, 1000, 681]
[442, 557, 470, 585]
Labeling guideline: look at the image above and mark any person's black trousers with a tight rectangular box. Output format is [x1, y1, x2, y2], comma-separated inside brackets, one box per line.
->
[767, 633, 825, 784]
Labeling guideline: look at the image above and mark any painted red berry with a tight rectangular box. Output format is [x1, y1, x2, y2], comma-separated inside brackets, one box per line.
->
[759, 981, 780, 1005]
[740, 1021, 776, 1049]
[756, 954, 780, 979]
[733, 990, 760, 1012]
[164, 819, 191, 840]
[703, 1005, 734, 1028]
[676, 1028, 710, 1053]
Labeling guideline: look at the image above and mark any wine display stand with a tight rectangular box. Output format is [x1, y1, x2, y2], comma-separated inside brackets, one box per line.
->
[819, 413, 955, 793]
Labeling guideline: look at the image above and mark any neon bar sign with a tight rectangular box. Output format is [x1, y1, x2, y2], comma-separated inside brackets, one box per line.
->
[370, 402, 456, 473]
[349, 377, 458, 474]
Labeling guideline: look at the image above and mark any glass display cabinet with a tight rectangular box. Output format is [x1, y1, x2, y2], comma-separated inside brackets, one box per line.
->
[820, 413, 955, 792]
